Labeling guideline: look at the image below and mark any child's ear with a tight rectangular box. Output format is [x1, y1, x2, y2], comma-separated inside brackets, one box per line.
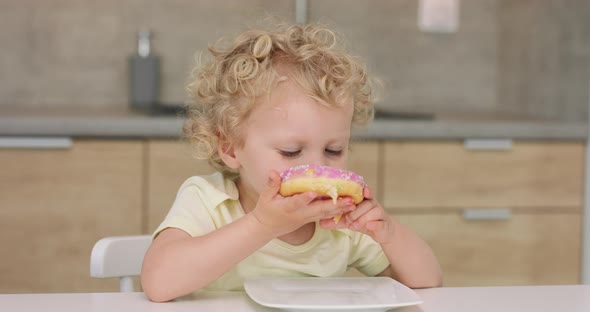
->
[218, 139, 241, 169]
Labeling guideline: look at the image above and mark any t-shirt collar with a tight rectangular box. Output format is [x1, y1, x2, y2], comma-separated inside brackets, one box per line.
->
[206, 172, 240, 209]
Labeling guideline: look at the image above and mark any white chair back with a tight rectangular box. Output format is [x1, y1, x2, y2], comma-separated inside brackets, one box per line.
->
[90, 235, 152, 292]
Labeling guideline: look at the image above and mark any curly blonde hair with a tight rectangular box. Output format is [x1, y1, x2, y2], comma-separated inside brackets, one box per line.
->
[184, 22, 376, 177]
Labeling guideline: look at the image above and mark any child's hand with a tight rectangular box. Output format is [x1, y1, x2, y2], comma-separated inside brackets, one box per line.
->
[320, 185, 394, 244]
[251, 170, 356, 237]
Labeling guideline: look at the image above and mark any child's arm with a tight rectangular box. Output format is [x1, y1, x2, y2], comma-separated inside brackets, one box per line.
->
[141, 213, 273, 302]
[320, 186, 443, 288]
[374, 219, 443, 288]
[141, 171, 355, 302]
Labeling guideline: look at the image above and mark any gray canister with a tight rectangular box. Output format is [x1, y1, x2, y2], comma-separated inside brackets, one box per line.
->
[129, 30, 159, 111]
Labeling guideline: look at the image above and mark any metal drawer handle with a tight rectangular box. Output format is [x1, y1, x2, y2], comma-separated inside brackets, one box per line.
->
[462, 208, 512, 220]
[464, 139, 513, 151]
[0, 137, 73, 149]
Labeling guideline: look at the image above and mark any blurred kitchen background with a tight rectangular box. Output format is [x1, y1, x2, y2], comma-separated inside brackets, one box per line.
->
[1, 0, 590, 295]
[1, 0, 589, 119]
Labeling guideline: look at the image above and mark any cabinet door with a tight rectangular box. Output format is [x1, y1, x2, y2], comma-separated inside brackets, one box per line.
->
[383, 141, 584, 209]
[0, 140, 143, 293]
[395, 211, 581, 286]
[147, 140, 214, 232]
[348, 141, 380, 202]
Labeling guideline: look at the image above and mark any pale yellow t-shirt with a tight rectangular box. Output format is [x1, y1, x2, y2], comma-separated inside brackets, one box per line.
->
[154, 172, 390, 291]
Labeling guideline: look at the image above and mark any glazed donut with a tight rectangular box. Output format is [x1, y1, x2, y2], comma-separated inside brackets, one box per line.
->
[279, 164, 366, 223]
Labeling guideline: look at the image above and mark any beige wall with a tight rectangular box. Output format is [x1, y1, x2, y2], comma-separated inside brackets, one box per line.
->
[0, 0, 588, 120]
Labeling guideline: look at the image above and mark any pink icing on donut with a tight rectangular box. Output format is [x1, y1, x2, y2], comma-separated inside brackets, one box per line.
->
[280, 164, 365, 187]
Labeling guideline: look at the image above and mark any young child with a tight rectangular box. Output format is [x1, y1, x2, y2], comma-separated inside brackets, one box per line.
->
[141, 21, 442, 302]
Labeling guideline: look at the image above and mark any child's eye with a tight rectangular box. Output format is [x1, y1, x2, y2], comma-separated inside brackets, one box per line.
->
[325, 149, 343, 156]
[279, 150, 301, 158]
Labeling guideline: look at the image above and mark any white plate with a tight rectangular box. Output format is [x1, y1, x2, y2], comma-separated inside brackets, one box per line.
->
[244, 277, 423, 311]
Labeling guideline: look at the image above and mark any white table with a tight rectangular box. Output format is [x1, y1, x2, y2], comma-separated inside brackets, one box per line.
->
[1, 285, 589, 312]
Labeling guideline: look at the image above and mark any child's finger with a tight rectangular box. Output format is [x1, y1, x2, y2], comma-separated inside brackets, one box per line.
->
[260, 170, 282, 200]
[344, 200, 374, 224]
[319, 217, 349, 230]
[363, 185, 374, 200]
[348, 206, 385, 231]
[361, 206, 386, 224]
[366, 220, 383, 232]
[288, 191, 318, 211]
[303, 197, 354, 221]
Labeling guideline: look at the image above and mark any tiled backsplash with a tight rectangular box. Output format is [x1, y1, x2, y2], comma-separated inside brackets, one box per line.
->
[1, 0, 589, 121]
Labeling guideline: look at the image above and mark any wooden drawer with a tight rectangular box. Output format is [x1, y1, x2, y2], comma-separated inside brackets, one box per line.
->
[147, 140, 215, 232]
[395, 211, 581, 286]
[0, 140, 143, 293]
[383, 141, 584, 209]
[348, 141, 380, 201]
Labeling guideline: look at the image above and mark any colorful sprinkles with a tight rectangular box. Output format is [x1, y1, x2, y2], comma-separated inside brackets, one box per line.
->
[279, 164, 365, 186]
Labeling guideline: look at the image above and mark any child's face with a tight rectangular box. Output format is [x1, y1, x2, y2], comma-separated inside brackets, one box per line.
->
[232, 79, 353, 197]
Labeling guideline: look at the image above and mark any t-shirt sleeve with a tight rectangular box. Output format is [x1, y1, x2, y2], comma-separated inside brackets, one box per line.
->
[348, 232, 390, 276]
[153, 182, 217, 239]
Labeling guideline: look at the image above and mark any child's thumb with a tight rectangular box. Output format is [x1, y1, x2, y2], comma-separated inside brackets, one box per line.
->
[262, 170, 282, 197]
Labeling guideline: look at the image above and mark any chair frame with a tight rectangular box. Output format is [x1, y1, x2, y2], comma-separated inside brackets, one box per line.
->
[90, 235, 152, 292]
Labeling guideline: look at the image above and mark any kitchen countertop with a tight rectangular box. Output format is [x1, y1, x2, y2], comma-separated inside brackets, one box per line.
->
[0, 107, 587, 140]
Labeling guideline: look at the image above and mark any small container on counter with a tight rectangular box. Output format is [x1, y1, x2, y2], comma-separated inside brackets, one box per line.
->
[129, 30, 160, 112]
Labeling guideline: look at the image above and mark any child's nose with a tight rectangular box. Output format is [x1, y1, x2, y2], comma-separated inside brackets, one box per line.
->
[305, 152, 329, 167]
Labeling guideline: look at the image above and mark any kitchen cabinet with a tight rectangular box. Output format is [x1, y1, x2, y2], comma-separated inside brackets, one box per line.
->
[347, 141, 380, 201]
[382, 141, 583, 209]
[383, 141, 584, 286]
[147, 140, 215, 232]
[0, 140, 143, 293]
[1, 137, 583, 292]
[396, 212, 580, 286]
